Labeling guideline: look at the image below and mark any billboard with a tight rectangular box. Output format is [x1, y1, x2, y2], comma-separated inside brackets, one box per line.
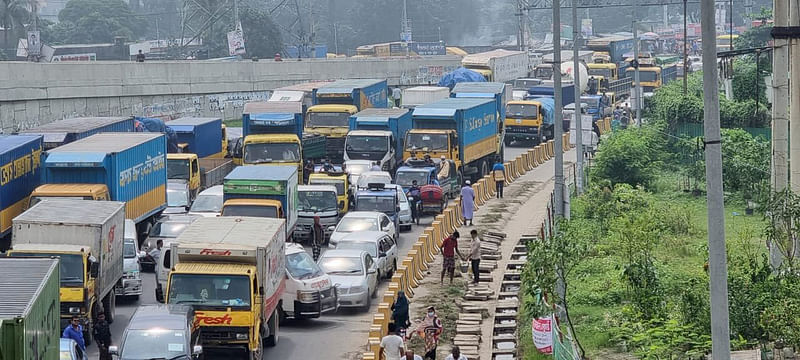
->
[227, 24, 246, 56]
[410, 42, 446, 55]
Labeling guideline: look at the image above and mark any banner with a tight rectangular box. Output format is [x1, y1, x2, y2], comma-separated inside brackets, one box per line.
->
[411, 42, 446, 56]
[532, 316, 554, 354]
[227, 24, 246, 56]
[581, 19, 593, 38]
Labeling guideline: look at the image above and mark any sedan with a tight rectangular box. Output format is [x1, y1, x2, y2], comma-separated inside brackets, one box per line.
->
[357, 171, 392, 190]
[317, 249, 378, 311]
[188, 185, 223, 217]
[60, 338, 88, 360]
[328, 211, 397, 248]
[335, 231, 397, 279]
[140, 216, 198, 271]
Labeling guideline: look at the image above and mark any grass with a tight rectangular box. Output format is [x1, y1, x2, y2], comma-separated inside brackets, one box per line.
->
[223, 119, 242, 127]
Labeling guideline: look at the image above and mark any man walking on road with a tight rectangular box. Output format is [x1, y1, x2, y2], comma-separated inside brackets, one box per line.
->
[460, 181, 475, 226]
[491, 157, 505, 199]
[468, 230, 482, 284]
[312, 216, 324, 261]
[94, 312, 112, 360]
[380, 323, 405, 360]
[62, 315, 86, 352]
[440, 231, 463, 284]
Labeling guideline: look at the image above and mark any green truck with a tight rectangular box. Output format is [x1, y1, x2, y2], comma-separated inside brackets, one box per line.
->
[0, 257, 60, 360]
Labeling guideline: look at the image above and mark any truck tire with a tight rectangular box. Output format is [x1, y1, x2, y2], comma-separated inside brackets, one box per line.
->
[264, 311, 279, 347]
[504, 138, 512, 147]
[249, 346, 263, 360]
[101, 292, 116, 324]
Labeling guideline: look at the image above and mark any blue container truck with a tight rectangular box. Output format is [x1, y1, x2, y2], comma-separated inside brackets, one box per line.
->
[527, 84, 576, 107]
[0, 135, 43, 241]
[20, 116, 135, 150]
[451, 82, 512, 122]
[345, 108, 412, 172]
[221, 165, 298, 239]
[34, 133, 167, 234]
[406, 98, 500, 181]
[166, 117, 223, 158]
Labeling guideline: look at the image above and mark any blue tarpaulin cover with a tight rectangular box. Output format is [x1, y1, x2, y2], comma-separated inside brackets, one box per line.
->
[437, 67, 486, 90]
[134, 117, 179, 153]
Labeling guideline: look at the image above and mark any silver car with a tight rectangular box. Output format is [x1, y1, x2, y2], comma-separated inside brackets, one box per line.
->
[110, 304, 202, 360]
[335, 231, 397, 280]
[188, 185, 224, 218]
[317, 249, 378, 311]
[328, 211, 397, 248]
[60, 338, 88, 360]
[385, 184, 412, 231]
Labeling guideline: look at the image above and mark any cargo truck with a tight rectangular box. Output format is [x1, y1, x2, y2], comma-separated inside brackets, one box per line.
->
[345, 108, 412, 172]
[504, 97, 556, 145]
[401, 86, 451, 109]
[166, 117, 226, 158]
[30, 133, 167, 236]
[8, 200, 125, 346]
[0, 135, 43, 245]
[268, 81, 334, 110]
[20, 116, 135, 150]
[461, 49, 529, 83]
[0, 257, 60, 360]
[166, 217, 286, 356]
[405, 98, 500, 182]
[167, 154, 233, 200]
[222, 166, 298, 239]
[241, 101, 326, 181]
[625, 63, 678, 93]
[307, 79, 389, 163]
[586, 36, 635, 66]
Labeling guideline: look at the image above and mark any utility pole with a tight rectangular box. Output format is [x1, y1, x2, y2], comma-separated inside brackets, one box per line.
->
[791, 0, 800, 192]
[233, 0, 240, 28]
[402, 0, 410, 57]
[572, 0, 583, 195]
[701, 0, 731, 355]
[553, 0, 565, 217]
[729, 0, 733, 51]
[772, 0, 789, 195]
[683, 0, 688, 95]
[633, 20, 641, 125]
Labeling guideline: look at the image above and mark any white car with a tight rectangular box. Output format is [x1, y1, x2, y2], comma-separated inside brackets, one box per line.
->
[384, 184, 412, 231]
[357, 171, 392, 190]
[317, 249, 379, 311]
[281, 243, 338, 319]
[116, 219, 143, 298]
[344, 160, 373, 193]
[335, 231, 397, 280]
[328, 211, 397, 248]
[188, 185, 223, 217]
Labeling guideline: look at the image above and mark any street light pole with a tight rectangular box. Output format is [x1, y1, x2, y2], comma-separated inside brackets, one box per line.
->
[553, 0, 565, 217]
[572, 0, 583, 195]
[683, 0, 688, 95]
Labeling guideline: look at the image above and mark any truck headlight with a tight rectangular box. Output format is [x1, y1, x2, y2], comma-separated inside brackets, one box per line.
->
[297, 290, 317, 302]
[69, 307, 81, 314]
[236, 333, 248, 340]
[126, 270, 140, 279]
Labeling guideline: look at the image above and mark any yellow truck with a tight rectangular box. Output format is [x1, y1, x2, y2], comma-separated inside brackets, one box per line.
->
[166, 154, 233, 199]
[307, 171, 350, 213]
[166, 217, 286, 359]
[8, 200, 125, 346]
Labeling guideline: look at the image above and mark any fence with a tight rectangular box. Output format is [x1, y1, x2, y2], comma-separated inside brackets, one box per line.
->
[673, 122, 771, 140]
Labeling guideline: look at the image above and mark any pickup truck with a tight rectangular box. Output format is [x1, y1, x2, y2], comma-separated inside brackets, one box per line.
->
[167, 154, 233, 199]
[222, 165, 298, 239]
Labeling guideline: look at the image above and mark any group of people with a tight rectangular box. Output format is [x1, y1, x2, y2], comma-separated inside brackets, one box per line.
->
[62, 313, 113, 359]
[384, 302, 467, 360]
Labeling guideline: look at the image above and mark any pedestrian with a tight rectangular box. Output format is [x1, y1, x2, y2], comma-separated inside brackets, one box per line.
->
[392, 87, 403, 107]
[407, 306, 443, 360]
[94, 312, 112, 360]
[491, 157, 505, 199]
[303, 160, 314, 184]
[380, 323, 406, 360]
[312, 216, 323, 260]
[468, 230, 481, 285]
[148, 239, 163, 266]
[62, 315, 86, 353]
[391, 290, 410, 332]
[444, 346, 468, 360]
[136, 50, 145, 62]
[371, 161, 382, 171]
[322, 160, 335, 172]
[460, 181, 475, 226]
[274, 53, 283, 61]
[440, 231, 464, 284]
[404, 350, 424, 360]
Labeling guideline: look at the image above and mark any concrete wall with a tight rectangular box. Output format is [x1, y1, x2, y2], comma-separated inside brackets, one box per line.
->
[0, 56, 461, 131]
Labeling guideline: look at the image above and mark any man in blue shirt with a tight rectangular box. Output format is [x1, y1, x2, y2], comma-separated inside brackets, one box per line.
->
[491, 157, 505, 198]
[62, 315, 86, 352]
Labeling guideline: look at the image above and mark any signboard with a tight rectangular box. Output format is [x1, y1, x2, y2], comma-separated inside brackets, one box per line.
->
[581, 19, 593, 38]
[227, 24, 246, 56]
[532, 316, 553, 354]
[27, 31, 41, 56]
[411, 42, 446, 56]
[527, 0, 695, 8]
[52, 53, 97, 62]
[224, 180, 285, 195]
[389, 43, 405, 55]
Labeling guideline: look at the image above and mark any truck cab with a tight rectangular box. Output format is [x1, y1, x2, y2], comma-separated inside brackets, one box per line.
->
[167, 153, 200, 196]
[29, 184, 109, 207]
[221, 166, 298, 239]
[307, 171, 350, 213]
[505, 99, 546, 145]
[354, 183, 400, 239]
[222, 199, 284, 219]
[404, 129, 459, 171]
[344, 130, 395, 172]
[282, 243, 338, 319]
[306, 104, 358, 163]
[626, 65, 663, 93]
[295, 185, 340, 243]
[243, 133, 302, 172]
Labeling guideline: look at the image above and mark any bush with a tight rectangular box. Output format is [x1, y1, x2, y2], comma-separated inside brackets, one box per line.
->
[591, 125, 667, 188]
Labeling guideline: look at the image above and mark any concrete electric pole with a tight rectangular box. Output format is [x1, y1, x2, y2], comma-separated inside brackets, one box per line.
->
[553, 0, 565, 217]
[572, 0, 584, 195]
[790, 0, 800, 192]
[633, 20, 641, 125]
[701, 0, 731, 355]
[772, 0, 789, 194]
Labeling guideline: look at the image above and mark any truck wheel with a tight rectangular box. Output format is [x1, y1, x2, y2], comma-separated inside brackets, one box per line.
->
[249, 347, 263, 360]
[480, 161, 489, 178]
[264, 312, 279, 347]
[504, 138, 512, 147]
[102, 292, 116, 324]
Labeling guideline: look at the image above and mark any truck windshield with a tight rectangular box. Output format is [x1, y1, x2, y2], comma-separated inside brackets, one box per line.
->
[534, 66, 553, 79]
[243, 143, 300, 164]
[167, 159, 191, 180]
[9, 252, 83, 285]
[395, 171, 430, 187]
[286, 252, 325, 280]
[356, 195, 396, 214]
[299, 191, 338, 212]
[639, 71, 659, 82]
[581, 98, 600, 108]
[29, 196, 92, 207]
[318, 256, 364, 275]
[190, 193, 223, 213]
[124, 241, 137, 258]
[405, 133, 448, 151]
[221, 205, 279, 218]
[169, 274, 251, 308]
[506, 104, 539, 118]
[120, 329, 189, 360]
[308, 179, 345, 195]
[513, 79, 539, 90]
[150, 222, 190, 238]
[588, 68, 613, 78]
[167, 188, 189, 207]
[346, 136, 388, 153]
[307, 112, 351, 127]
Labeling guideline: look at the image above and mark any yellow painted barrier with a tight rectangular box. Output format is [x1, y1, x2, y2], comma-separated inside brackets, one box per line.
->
[507, 160, 517, 181]
[454, 198, 463, 227]
[563, 133, 570, 151]
[483, 175, 495, 197]
[472, 183, 483, 206]
[423, 230, 437, 259]
[547, 140, 555, 157]
[595, 120, 604, 135]
[503, 162, 513, 184]
[373, 313, 388, 338]
[444, 207, 456, 233]
[391, 274, 409, 298]
[538, 145, 546, 162]
[399, 265, 416, 294]
[413, 242, 428, 271]
[378, 303, 391, 325]
[387, 282, 401, 299]
[431, 221, 443, 247]
[604, 118, 611, 132]
[478, 178, 490, 202]
[522, 152, 533, 171]
[515, 156, 525, 176]
[408, 250, 424, 281]
[383, 290, 397, 306]
[402, 258, 419, 287]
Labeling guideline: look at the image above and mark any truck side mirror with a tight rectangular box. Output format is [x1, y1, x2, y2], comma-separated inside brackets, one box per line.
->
[338, 201, 345, 210]
[327, 226, 336, 232]
[108, 346, 119, 355]
[90, 260, 100, 278]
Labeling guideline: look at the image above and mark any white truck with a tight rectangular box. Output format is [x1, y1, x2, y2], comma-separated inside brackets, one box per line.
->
[7, 200, 125, 345]
[282, 243, 338, 319]
[401, 86, 451, 109]
[165, 217, 286, 357]
[461, 49, 529, 83]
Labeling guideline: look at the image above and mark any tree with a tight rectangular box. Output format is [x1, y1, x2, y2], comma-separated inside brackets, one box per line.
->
[195, 0, 283, 59]
[46, 0, 140, 44]
[1, 0, 31, 46]
[591, 124, 667, 187]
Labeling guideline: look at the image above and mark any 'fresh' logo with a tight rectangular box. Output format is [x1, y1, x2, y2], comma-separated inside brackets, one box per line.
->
[194, 312, 233, 326]
[199, 249, 231, 256]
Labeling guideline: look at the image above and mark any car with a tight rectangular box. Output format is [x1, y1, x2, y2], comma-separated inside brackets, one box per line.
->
[60, 338, 88, 360]
[344, 159, 373, 192]
[335, 231, 397, 279]
[187, 185, 224, 217]
[115, 233, 143, 299]
[164, 179, 192, 215]
[317, 249, 379, 311]
[109, 304, 203, 360]
[356, 170, 392, 190]
[140, 215, 198, 271]
[328, 211, 397, 248]
[385, 184, 412, 231]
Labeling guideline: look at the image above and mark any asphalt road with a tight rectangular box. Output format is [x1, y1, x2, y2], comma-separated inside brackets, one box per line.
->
[89, 144, 533, 360]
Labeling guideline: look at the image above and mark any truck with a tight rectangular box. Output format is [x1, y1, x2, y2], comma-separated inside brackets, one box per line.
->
[241, 101, 326, 181]
[406, 98, 500, 182]
[30, 133, 167, 236]
[268, 81, 334, 110]
[586, 36, 635, 66]
[400, 86, 451, 109]
[295, 185, 340, 243]
[166, 155, 233, 200]
[20, 116, 135, 150]
[166, 117, 226, 158]
[504, 97, 555, 145]
[221, 165, 298, 239]
[7, 200, 125, 346]
[345, 108, 412, 172]
[307, 79, 389, 163]
[0, 135, 43, 244]
[625, 63, 678, 93]
[460, 49, 529, 83]
[165, 217, 286, 356]
[0, 257, 60, 360]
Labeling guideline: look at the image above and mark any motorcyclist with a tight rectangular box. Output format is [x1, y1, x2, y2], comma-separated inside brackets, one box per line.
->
[406, 180, 422, 224]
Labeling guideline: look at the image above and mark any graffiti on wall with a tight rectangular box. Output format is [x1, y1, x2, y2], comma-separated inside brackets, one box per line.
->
[136, 90, 271, 120]
[398, 65, 458, 85]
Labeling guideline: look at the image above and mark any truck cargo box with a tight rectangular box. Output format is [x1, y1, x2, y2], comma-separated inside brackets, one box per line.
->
[223, 166, 298, 238]
[0, 135, 43, 237]
[402, 86, 451, 108]
[43, 133, 167, 223]
[313, 79, 388, 110]
[166, 117, 223, 158]
[0, 257, 60, 360]
[20, 117, 135, 150]
[412, 98, 498, 165]
[451, 82, 512, 121]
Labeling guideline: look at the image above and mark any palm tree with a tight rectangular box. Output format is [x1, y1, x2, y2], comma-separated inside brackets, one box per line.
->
[1, 0, 31, 49]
